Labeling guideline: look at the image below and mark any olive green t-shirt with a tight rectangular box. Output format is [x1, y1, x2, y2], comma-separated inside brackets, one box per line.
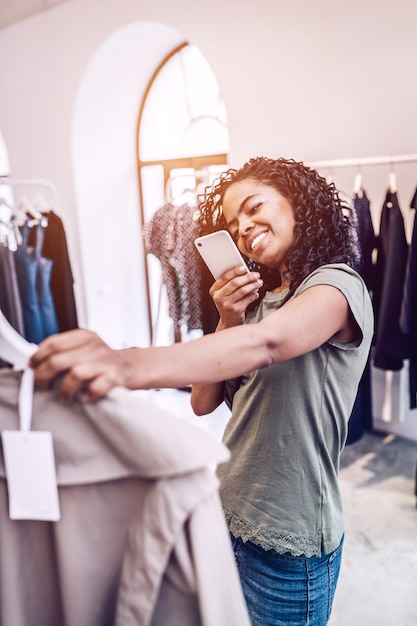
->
[218, 264, 374, 557]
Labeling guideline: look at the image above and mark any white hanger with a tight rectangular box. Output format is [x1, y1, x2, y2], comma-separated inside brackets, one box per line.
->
[0, 309, 37, 369]
[388, 170, 397, 193]
[32, 191, 52, 213]
[0, 198, 19, 249]
[0, 195, 13, 223]
[388, 160, 397, 193]
[353, 172, 363, 196]
[17, 193, 42, 221]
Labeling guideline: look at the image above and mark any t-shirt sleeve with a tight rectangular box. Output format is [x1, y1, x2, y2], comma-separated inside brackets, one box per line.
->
[296, 264, 374, 348]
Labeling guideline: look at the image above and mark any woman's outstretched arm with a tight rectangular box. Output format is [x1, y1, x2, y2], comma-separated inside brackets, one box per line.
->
[30, 284, 352, 403]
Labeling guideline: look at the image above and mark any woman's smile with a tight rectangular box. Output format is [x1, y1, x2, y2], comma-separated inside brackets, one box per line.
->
[250, 231, 267, 251]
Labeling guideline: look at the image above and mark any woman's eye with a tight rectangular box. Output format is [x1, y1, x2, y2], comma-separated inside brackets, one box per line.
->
[250, 203, 261, 214]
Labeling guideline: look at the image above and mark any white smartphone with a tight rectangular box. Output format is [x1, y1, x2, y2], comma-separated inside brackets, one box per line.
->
[194, 230, 249, 280]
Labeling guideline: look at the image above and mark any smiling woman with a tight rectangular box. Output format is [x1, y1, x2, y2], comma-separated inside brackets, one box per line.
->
[30, 155, 374, 626]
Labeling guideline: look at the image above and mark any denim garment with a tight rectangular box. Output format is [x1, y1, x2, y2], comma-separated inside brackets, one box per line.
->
[230, 533, 343, 626]
[15, 219, 58, 343]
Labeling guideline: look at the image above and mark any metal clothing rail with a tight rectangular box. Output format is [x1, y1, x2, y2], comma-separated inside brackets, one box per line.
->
[0, 176, 59, 211]
[308, 153, 417, 170]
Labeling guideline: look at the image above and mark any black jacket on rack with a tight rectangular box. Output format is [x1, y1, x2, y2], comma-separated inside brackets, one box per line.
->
[372, 190, 409, 371]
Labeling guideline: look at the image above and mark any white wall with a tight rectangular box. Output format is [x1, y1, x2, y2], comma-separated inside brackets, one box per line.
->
[2, 0, 417, 194]
[71, 21, 185, 348]
[1, 0, 417, 432]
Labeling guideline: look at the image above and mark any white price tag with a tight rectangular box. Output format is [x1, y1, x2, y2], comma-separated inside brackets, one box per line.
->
[2, 430, 61, 521]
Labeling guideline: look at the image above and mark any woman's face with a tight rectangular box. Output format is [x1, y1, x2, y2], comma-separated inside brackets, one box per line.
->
[222, 179, 296, 271]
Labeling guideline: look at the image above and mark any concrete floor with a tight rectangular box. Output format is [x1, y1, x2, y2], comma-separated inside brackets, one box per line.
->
[150, 390, 417, 625]
[329, 430, 417, 626]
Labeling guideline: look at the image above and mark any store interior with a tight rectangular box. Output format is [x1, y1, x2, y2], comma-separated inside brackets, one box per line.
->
[1, 1, 417, 624]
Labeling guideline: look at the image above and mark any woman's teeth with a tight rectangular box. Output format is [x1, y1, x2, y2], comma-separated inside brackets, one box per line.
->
[251, 232, 266, 250]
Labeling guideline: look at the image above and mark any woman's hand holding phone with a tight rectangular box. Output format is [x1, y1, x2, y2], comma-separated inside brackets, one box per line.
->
[194, 231, 262, 327]
[209, 265, 262, 328]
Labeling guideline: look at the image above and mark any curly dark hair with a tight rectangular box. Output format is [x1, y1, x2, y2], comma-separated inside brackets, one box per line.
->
[197, 156, 358, 302]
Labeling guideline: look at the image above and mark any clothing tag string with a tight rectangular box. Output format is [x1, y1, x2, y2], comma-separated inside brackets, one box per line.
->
[18, 367, 35, 432]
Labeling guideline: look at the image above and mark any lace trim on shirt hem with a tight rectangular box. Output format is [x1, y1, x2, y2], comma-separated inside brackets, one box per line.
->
[225, 511, 322, 558]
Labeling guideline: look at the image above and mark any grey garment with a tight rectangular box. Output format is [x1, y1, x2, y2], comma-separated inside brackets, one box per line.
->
[0, 372, 251, 626]
[0, 245, 25, 337]
[220, 264, 374, 558]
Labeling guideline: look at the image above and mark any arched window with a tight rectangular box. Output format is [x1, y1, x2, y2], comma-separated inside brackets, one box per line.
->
[137, 42, 230, 344]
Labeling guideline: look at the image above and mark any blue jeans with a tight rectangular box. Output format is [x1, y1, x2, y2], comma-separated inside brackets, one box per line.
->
[230, 533, 344, 626]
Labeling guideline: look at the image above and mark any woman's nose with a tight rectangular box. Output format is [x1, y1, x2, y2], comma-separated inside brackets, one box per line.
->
[238, 214, 254, 236]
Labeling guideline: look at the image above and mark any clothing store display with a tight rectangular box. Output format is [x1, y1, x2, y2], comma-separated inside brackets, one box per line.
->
[145, 202, 203, 339]
[305, 155, 417, 437]
[373, 190, 408, 371]
[14, 219, 59, 344]
[0, 183, 78, 344]
[219, 264, 373, 558]
[0, 370, 251, 626]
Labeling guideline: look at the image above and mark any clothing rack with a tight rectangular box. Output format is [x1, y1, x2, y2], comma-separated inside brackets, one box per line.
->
[308, 153, 417, 196]
[308, 153, 417, 170]
[0, 177, 60, 212]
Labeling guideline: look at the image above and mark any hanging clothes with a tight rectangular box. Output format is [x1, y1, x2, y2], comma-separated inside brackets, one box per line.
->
[27, 210, 78, 332]
[0, 197, 24, 368]
[0, 242, 25, 368]
[145, 203, 203, 339]
[0, 370, 251, 626]
[0, 243, 24, 338]
[14, 218, 59, 344]
[352, 190, 376, 290]
[372, 190, 408, 371]
[0, 208, 78, 345]
[345, 191, 376, 444]
[400, 187, 417, 408]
